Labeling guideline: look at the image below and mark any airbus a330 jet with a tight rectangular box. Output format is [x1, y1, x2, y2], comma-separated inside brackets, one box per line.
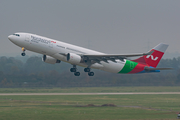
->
[8, 32, 171, 76]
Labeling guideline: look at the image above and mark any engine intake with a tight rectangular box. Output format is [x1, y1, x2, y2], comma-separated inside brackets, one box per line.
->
[42, 55, 61, 64]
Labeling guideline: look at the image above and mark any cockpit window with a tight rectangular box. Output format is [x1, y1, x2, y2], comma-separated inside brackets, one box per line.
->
[13, 34, 20, 37]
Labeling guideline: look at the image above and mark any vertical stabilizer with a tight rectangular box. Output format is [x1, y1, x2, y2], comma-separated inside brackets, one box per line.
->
[133, 43, 168, 68]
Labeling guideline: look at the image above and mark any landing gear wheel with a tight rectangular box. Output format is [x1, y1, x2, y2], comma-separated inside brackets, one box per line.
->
[74, 72, 80, 76]
[84, 68, 90, 72]
[88, 72, 94, 76]
[21, 53, 26, 56]
[70, 68, 76, 72]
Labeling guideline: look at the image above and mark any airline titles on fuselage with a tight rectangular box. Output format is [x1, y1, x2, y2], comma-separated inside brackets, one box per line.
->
[31, 36, 56, 44]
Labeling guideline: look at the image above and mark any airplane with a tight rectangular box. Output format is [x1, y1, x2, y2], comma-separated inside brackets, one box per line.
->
[8, 32, 171, 76]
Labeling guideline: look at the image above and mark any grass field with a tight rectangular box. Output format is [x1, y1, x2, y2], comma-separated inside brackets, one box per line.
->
[0, 94, 180, 120]
[0, 86, 180, 93]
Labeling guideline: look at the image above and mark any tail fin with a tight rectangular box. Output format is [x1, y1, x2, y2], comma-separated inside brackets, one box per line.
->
[133, 43, 168, 68]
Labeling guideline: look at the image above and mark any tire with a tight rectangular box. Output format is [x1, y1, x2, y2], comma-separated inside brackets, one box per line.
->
[84, 68, 90, 72]
[70, 68, 76, 72]
[21, 53, 26, 56]
[88, 72, 94, 76]
[74, 72, 80, 76]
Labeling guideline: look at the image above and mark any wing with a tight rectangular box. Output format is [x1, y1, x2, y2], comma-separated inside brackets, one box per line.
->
[82, 51, 154, 63]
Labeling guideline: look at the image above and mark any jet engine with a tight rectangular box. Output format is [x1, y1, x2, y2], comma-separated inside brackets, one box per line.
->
[42, 55, 61, 64]
[67, 53, 82, 64]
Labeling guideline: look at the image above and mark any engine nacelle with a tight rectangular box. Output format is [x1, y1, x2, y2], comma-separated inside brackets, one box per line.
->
[67, 53, 82, 64]
[42, 55, 61, 64]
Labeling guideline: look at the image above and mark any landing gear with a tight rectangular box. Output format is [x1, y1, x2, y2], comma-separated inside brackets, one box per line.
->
[70, 66, 94, 76]
[21, 47, 26, 56]
[88, 72, 94, 76]
[84, 68, 91, 72]
[70, 68, 76, 72]
[84, 68, 94, 76]
[70, 65, 80, 76]
[21, 53, 26, 56]
[74, 72, 80, 76]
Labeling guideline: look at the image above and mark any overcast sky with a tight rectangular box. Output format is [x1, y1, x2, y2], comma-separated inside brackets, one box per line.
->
[0, 0, 180, 57]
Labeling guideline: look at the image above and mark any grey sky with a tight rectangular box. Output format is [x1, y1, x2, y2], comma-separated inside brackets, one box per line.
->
[0, 0, 180, 57]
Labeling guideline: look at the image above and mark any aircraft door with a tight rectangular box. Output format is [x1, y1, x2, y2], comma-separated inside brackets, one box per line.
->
[49, 42, 53, 48]
[25, 34, 31, 42]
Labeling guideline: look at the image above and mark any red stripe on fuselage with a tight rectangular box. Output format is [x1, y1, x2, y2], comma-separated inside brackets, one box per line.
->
[128, 63, 148, 74]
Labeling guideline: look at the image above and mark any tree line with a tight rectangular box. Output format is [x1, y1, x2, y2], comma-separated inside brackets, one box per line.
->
[0, 56, 180, 88]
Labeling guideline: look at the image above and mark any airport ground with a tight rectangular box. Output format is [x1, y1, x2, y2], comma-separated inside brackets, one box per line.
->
[0, 87, 179, 120]
[0, 86, 180, 93]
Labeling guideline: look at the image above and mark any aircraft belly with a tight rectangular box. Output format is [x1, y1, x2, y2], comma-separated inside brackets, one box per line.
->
[23, 43, 40, 53]
[52, 53, 67, 62]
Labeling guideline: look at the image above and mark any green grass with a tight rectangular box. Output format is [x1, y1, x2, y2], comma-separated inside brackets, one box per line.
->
[0, 86, 180, 93]
[0, 94, 179, 120]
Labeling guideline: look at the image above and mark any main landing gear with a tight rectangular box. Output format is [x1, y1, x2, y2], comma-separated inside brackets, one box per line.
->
[70, 65, 80, 76]
[84, 68, 94, 76]
[21, 47, 26, 56]
[70, 66, 94, 76]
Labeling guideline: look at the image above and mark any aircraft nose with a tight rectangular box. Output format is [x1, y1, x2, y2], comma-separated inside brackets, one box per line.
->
[8, 35, 13, 41]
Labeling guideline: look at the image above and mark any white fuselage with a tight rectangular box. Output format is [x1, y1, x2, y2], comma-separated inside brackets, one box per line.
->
[8, 33, 126, 73]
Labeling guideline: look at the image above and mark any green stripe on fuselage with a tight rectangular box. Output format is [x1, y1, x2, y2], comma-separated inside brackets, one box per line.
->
[119, 60, 138, 73]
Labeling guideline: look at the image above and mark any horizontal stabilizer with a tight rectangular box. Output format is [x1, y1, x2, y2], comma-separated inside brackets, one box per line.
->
[144, 67, 172, 71]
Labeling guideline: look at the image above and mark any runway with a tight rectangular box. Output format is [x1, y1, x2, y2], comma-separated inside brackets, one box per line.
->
[0, 92, 180, 95]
